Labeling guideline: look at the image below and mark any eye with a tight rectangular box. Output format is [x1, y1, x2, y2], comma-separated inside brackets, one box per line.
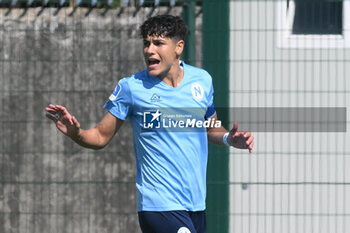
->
[153, 40, 163, 46]
[143, 40, 150, 47]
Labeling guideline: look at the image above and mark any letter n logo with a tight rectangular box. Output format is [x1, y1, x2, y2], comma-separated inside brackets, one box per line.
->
[191, 83, 204, 102]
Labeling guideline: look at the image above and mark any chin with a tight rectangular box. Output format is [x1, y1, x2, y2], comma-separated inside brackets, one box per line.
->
[147, 69, 161, 77]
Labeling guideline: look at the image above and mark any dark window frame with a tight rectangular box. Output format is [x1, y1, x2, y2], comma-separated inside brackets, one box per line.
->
[289, 0, 343, 35]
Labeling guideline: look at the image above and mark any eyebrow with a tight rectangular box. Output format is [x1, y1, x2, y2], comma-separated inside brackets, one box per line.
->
[144, 36, 167, 42]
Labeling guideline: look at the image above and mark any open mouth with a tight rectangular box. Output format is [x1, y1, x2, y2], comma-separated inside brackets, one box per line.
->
[148, 58, 160, 68]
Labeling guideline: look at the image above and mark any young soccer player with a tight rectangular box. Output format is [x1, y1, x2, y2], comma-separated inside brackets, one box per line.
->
[45, 14, 254, 233]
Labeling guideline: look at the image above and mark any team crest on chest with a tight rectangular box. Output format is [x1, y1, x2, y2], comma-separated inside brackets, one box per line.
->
[191, 83, 204, 102]
[177, 227, 191, 233]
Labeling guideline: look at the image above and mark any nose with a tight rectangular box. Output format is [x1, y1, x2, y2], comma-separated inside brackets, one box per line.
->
[144, 43, 156, 55]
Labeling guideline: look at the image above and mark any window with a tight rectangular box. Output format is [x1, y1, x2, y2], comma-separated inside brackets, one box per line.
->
[277, 0, 350, 48]
[291, 0, 342, 35]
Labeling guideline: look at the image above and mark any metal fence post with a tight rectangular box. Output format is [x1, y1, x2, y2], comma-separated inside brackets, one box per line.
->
[182, 0, 196, 65]
[202, 0, 230, 232]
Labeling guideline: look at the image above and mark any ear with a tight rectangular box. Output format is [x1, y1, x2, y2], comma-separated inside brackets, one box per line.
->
[175, 40, 185, 57]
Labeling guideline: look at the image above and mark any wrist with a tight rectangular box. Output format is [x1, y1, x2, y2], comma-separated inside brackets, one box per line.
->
[70, 129, 82, 142]
[222, 132, 230, 146]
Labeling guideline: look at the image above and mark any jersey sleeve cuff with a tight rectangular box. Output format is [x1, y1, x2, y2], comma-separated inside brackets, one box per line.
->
[103, 101, 128, 120]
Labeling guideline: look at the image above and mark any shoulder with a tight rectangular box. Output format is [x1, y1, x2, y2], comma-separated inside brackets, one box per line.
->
[183, 62, 213, 89]
[119, 69, 150, 86]
[117, 69, 148, 88]
[183, 62, 212, 81]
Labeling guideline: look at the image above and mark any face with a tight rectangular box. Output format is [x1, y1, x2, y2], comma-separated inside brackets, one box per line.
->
[143, 34, 184, 78]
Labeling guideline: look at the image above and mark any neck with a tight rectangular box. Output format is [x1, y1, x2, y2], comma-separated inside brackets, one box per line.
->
[158, 60, 183, 88]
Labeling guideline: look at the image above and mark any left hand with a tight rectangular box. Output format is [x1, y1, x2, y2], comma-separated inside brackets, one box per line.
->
[227, 122, 254, 153]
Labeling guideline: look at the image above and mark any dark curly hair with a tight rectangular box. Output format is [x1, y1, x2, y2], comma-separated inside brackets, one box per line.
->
[140, 15, 188, 41]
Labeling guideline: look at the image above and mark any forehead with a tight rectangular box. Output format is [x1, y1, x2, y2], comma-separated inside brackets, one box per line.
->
[144, 34, 176, 43]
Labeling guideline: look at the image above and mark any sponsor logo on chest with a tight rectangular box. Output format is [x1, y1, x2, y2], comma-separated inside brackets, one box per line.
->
[150, 93, 161, 103]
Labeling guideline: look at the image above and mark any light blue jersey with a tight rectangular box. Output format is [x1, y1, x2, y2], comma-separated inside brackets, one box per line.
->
[104, 61, 216, 211]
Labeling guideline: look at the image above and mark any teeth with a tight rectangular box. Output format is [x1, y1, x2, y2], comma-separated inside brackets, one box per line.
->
[148, 59, 159, 65]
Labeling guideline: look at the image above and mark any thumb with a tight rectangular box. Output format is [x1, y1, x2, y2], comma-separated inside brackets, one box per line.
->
[72, 116, 81, 129]
[230, 122, 239, 135]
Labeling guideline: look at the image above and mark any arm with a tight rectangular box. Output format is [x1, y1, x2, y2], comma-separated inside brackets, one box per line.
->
[45, 104, 123, 150]
[207, 114, 254, 153]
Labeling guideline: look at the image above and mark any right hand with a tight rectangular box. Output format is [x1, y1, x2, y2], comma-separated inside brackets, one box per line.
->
[45, 104, 81, 139]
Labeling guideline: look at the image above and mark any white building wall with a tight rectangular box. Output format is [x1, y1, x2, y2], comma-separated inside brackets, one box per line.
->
[229, 1, 350, 232]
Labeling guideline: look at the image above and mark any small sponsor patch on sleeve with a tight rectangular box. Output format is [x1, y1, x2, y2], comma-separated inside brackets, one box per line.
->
[109, 83, 122, 101]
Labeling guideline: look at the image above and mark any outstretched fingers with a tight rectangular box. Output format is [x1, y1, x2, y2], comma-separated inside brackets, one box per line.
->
[229, 122, 254, 152]
[248, 141, 254, 153]
[46, 104, 75, 125]
[242, 131, 254, 152]
[45, 105, 60, 122]
[45, 109, 56, 118]
[49, 105, 73, 124]
[46, 112, 58, 123]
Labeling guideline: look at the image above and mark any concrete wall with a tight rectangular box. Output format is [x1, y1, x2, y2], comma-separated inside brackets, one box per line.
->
[228, 1, 350, 233]
[0, 6, 202, 233]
